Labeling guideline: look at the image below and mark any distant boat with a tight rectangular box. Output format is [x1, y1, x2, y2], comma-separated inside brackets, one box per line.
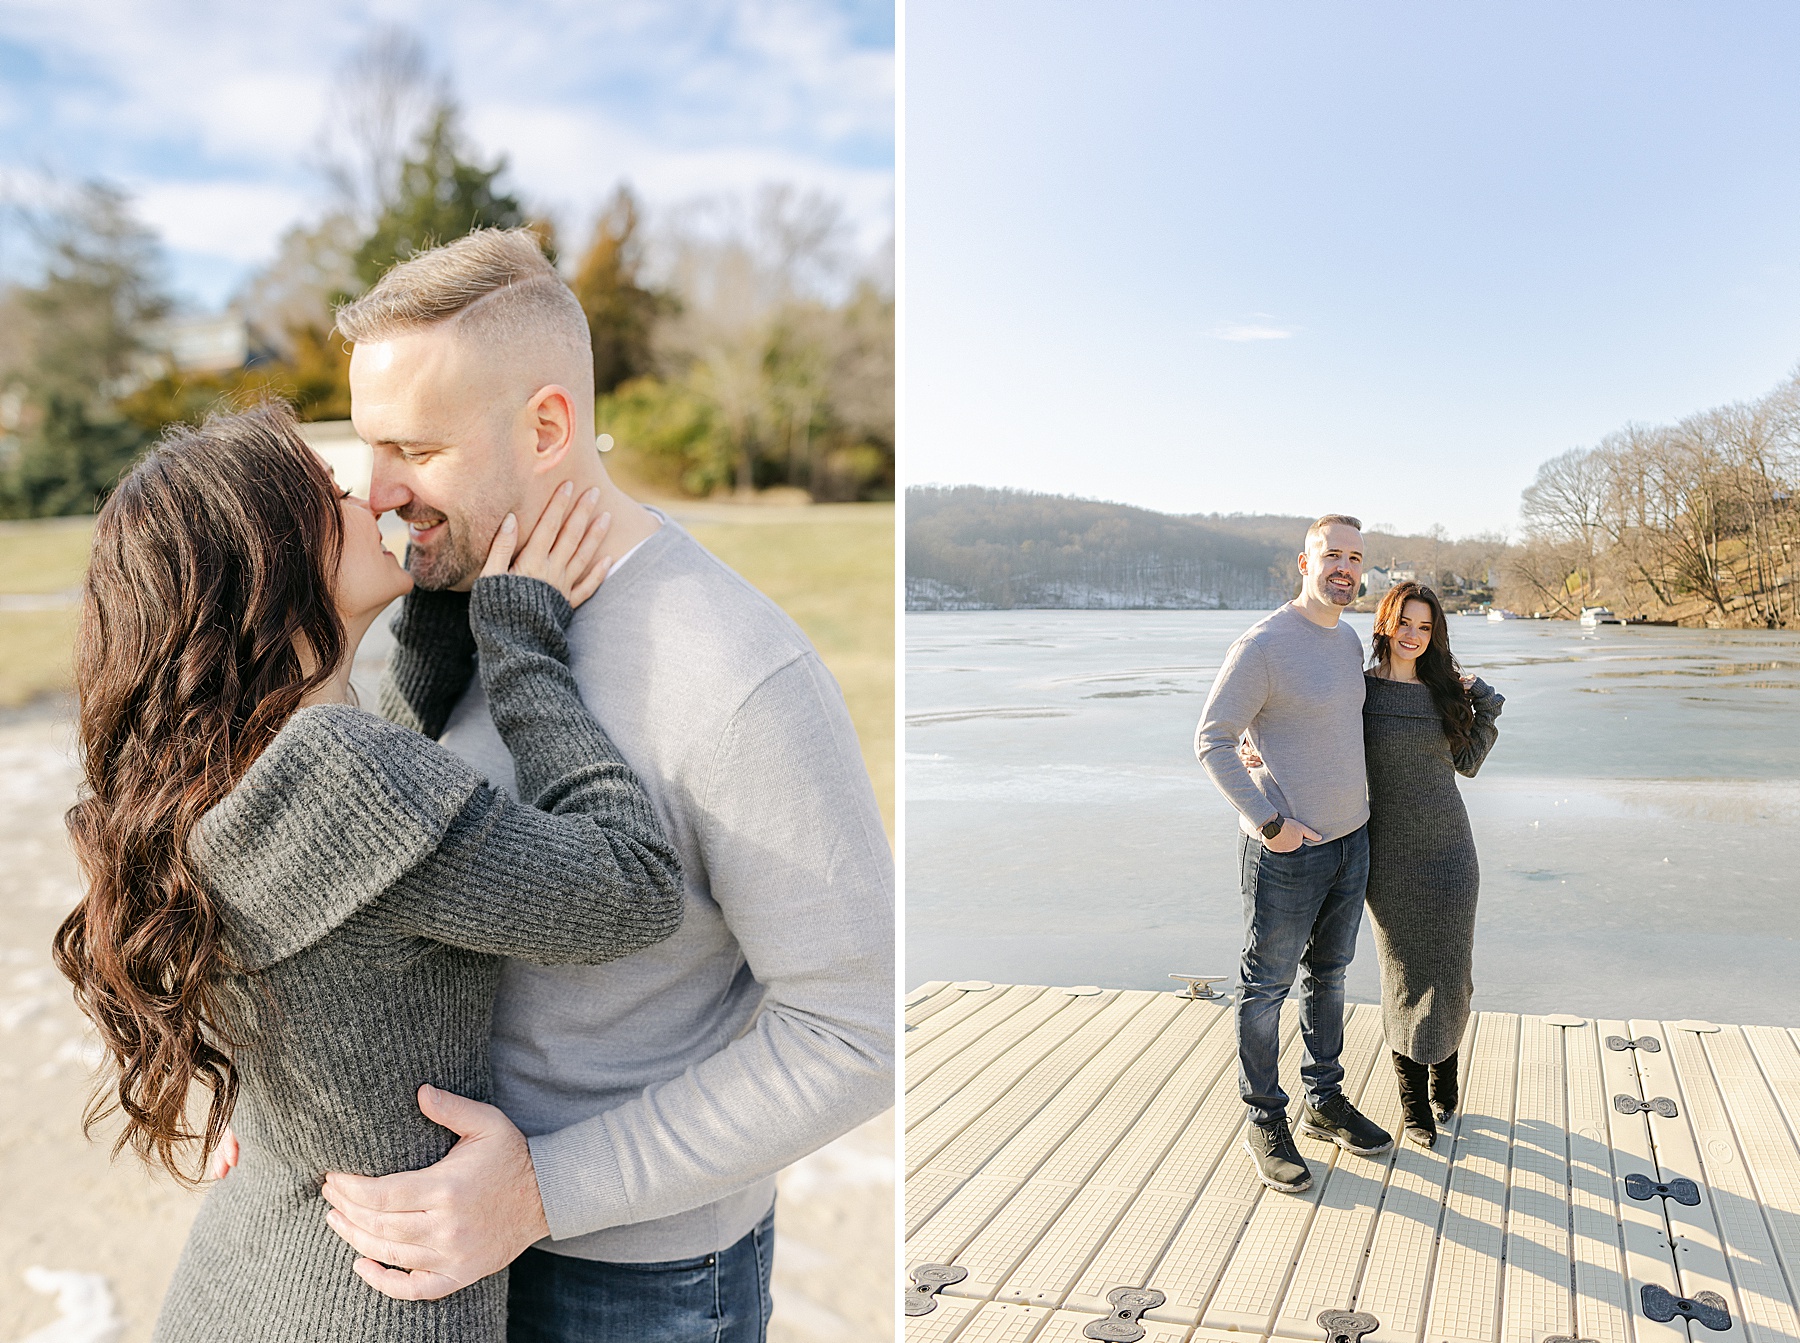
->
[1626, 615, 1679, 627]
[1487, 608, 1522, 622]
[1580, 606, 1623, 627]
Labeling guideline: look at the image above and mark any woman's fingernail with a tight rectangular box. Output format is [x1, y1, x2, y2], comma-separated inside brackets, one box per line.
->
[599, 511, 612, 528]
[559, 480, 574, 496]
[587, 487, 601, 501]
[502, 514, 516, 533]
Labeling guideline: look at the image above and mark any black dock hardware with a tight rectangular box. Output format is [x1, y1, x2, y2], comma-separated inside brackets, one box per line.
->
[1614, 1093, 1679, 1118]
[904, 1263, 967, 1316]
[1624, 1172, 1701, 1206]
[1318, 1309, 1381, 1343]
[1641, 1284, 1731, 1332]
[1082, 1287, 1167, 1341]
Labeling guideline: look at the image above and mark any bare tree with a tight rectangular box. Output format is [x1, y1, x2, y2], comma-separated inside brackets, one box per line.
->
[1518, 445, 1608, 608]
[316, 27, 445, 229]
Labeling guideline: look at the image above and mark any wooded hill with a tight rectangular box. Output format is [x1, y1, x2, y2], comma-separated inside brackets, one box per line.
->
[905, 487, 1505, 611]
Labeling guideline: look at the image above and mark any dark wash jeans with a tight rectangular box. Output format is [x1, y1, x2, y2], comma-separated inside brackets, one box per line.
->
[1235, 826, 1369, 1127]
[507, 1207, 774, 1343]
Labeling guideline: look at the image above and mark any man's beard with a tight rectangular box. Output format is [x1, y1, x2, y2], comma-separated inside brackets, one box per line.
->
[1319, 573, 1356, 606]
[399, 503, 488, 590]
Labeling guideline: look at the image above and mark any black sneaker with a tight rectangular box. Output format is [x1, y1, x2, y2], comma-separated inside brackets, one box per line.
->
[1298, 1093, 1394, 1156]
[1243, 1116, 1311, 1192]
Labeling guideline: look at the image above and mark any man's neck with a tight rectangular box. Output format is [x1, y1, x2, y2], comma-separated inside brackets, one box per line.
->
[568, 457, 662, 558]
[550, 455, 662, 563]
[1289, 592, 1345, 628]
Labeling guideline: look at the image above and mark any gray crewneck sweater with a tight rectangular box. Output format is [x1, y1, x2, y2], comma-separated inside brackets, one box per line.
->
[382, 518, 895, 1263]
[1194, 603, 1369, 843]
[152, 577, 683, 1343]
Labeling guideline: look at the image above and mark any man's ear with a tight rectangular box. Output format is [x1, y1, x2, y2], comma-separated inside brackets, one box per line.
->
[526, 384, 577, 474]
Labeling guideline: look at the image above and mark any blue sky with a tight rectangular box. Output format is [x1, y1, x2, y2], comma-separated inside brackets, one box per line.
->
[0, 0, 892, 308]
[905, 1, 1800, 536]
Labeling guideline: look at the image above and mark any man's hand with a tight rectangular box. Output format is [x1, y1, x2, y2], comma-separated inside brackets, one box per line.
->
[319, 1085, 550, 1302]
[1263, 818, 1322, 854]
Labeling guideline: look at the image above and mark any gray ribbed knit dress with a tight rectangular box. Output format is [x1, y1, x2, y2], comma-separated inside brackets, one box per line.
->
[150, 576, 683, 1343]
[1362, 674, 1503, 1066]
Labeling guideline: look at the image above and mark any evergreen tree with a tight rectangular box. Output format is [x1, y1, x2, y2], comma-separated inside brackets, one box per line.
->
[0, 183, 167, 516]
[352, 107, 525, 289]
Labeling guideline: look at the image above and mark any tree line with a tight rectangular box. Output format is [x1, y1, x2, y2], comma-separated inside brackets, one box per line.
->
[906, 487, 1514, 615]
[0, 29, 892, 518]
[1507, 374, 1800, 627]
[908, 487, 1315, 610]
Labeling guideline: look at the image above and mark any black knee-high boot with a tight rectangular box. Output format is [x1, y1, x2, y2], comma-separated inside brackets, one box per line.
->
[1430, 1052, 1459, 1123]
[1391, 1051, 1435, 1148]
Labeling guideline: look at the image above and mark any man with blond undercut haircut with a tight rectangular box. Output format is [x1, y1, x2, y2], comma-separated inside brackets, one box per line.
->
[273, 229, 892, 1340]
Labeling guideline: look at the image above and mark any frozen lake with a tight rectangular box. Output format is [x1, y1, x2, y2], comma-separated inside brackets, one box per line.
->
[905, 609, 1800, 1026]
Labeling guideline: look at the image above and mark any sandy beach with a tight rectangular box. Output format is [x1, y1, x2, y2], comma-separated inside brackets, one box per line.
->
[0, 702, 891, 1342]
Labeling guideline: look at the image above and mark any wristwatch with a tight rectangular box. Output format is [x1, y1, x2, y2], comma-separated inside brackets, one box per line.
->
[1260, 815, 1285, 840]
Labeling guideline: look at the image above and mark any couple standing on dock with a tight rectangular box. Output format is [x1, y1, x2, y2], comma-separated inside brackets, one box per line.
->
[1195, 515, 1504, 1193]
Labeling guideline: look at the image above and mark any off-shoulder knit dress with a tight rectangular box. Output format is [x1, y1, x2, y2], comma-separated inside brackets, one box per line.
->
[150, 576, 684, 1343]
[1361, 674, 1504, 1067]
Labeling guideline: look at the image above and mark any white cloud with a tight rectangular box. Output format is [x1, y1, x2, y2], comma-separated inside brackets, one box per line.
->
[1209, 318, 1296, 342]
[0, 0, 891, 303]
[131, 182, 314, 265]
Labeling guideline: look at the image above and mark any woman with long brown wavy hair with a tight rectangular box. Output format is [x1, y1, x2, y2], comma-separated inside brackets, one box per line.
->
[52, 402, 683, 1341]
[1361, 581, 1503, 1148]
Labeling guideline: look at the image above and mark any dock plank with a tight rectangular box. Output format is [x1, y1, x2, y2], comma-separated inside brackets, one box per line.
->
[1075, 1009, 1305, 1318]
[1666, 1024, 1800, 1343]
[998, 1000, 1238, 1308]
[951, 994, 1208, 1297]
[1561, 1020, 1635, 1343]
[1630, 1016, 1751, 1343]
[907, 983, 1045, 1065]
[1421, 1009, 1518, 1343]
[911, 993, 1180, 1275]
[905, 989, 1800, 1343]
[1358, 1013, 1479, 1343]
[909, 987, 1074, 1118]
[1500, 1015, 1574, 1343]
[1594, 1018, 1693, 1343]
[1270, 1008, 1407, 1340]
[1202, 1002, 1388, 1335]
[907, 991, 1131, 1176]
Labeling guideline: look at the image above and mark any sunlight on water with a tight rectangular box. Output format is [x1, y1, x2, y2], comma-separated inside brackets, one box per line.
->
[906, 610, 1800, 1025]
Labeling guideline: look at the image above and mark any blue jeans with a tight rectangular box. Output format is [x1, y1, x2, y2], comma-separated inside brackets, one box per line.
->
[506, 1207, 775, 1342]
[1235, 826, 1368, 1126]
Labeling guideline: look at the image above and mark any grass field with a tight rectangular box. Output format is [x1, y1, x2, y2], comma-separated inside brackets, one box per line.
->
[0, 506, 895, 834]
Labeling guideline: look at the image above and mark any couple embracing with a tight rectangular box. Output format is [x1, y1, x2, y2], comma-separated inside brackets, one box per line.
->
[1196, 515, 1503, 1193]
[53, 230, 894, 1341]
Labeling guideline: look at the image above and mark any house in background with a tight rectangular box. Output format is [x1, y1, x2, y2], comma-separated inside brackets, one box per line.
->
[1362, 565, 1394, 598]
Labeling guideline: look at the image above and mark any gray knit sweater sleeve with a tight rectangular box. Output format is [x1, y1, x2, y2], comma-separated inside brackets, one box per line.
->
[1453, 676, 1504, 778]
[377, 589, 477, 738]
[200, 578, 681, 971]
[360, 575, 684, 962]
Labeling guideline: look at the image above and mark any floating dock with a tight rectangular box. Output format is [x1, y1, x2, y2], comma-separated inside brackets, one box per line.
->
[903, 981, 1800, 1343]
